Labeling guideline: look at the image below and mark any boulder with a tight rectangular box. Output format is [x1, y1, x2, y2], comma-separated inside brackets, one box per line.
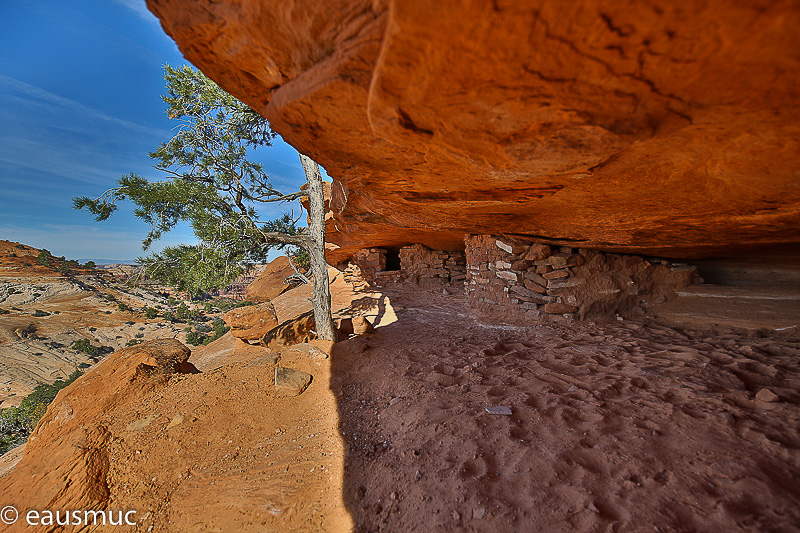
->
[245, 256, 301, 303]
[274, 367, 313, 397]
[336, 316, 375, 337]
[0, 339, 198, 514]
[260, 311, 317, 350]
[223, 302, 278, 342]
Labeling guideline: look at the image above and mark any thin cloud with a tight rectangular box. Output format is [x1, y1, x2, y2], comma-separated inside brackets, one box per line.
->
[0, 74, 168, 138]
[111, 0, 162, 28]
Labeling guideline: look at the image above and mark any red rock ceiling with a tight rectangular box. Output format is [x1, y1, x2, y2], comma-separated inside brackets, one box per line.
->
[147, 0, 800, 262]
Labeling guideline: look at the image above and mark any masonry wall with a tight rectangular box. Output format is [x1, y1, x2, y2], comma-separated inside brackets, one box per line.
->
[465, 235, 699, 323]
[345, 244, 466, 288]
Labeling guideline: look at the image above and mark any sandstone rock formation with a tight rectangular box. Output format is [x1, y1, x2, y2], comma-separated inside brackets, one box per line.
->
[147, 0, 800, 262]
[0, 339, 197, 527]
[222, 302, 278, 342]
[244, 256, 298, 303]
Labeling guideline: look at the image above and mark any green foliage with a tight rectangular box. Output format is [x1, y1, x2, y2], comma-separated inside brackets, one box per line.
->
[117, 302, 130, 312]
[73, 65, 305, 298]
[144, 307, 159, 319]
[0, 370, 83, 455]
[105, 293, 117, 302]
[14, 244, 25, 250]
[194, 322, 212, 333]
[0, 308, 8, 315]
[207, 298, 254, 312]
[175, 302, 190, 320]
[185, 330, 206, 346]
[71, 339, 98, 356]
[126, 339, 143, 347]
[83, 260, 96, 270]
[58, 263, 71, 275]
[36, 249, 52, 266]
[290, 247, 310, 271]
[161, 310, 176, 322]
[204, 302, 213, 313]
[31, 310, 50, 317]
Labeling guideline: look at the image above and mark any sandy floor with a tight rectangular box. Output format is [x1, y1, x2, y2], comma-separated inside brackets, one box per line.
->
[1, 279, 799, 531]
[330, 286, 800, 531]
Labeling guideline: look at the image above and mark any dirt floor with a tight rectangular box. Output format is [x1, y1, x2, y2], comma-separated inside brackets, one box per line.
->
[332, 286, 800, 531]
[1, 270, 799, 531]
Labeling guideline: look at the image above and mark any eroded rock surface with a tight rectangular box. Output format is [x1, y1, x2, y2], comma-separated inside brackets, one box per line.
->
[222, 301, 279, 342]
[148, 0, 800, 261]
[0, 339, 195, 527]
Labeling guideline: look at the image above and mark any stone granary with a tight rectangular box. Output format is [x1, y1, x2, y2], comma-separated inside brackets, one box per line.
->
[344, 236, 698, 323]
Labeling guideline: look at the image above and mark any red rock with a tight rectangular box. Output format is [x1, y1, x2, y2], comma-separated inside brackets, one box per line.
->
[511, 259, 532, 271]
[261, 311, 316, 350]
[543, 269, 570, 280]
[336, 316, 375, 336]
[223, 302, 279, 342]
[0, 340, 196, 513]
[147, 0, 800, 262]
[756, 388, 780, 403]
[245, 256, 300, 303]
[526, 283, 547, 295]
[524, 243, 552, 261]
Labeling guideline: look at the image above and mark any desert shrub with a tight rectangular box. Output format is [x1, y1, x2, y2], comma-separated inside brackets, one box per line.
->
[105, 293, 117, 302]
[83, 261, 96, 270]
[117, 303, 130, 312]
[0, 309, 8, 315]
[36, 250, 52, 266]
[185, 330, 206, 346]
[125, 320, 135, 325]
[7, 288, 16, 295]
[194, 322, 212, 333]
[31, 310, 50, 317]
[134, 333, 144, 339]
[201, 318, 230, 345]
[0, 369, 82, 455]
[88, 327, 96, 332]
[144, 307, 158, 319]
[161, 311, 175, 322]
[14, 244, 25, 250]
[125, 339, 143, 347]
[175, 303, 190, 320]
[47, 341, 64, 349]
[71, 339, 98, 356]
[204, 302, 213, 313]
[207, 298, 254, 312]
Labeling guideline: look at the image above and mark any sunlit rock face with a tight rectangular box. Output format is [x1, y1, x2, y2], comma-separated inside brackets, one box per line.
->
[147, 0, 800, 262]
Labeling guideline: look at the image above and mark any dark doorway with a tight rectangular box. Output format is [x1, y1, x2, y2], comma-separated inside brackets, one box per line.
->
[385, 248, 401, 271]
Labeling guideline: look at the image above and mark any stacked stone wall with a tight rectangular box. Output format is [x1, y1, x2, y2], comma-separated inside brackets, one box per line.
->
[398, 244, 466, 287]
[465, 235, 699, 323]
[344, 244, 466, 287]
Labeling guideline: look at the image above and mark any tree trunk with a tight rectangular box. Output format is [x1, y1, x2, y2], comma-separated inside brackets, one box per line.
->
[298, 153, 338, 342]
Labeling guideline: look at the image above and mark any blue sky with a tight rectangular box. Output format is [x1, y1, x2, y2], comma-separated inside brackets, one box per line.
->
[0, 0, 312, 262]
